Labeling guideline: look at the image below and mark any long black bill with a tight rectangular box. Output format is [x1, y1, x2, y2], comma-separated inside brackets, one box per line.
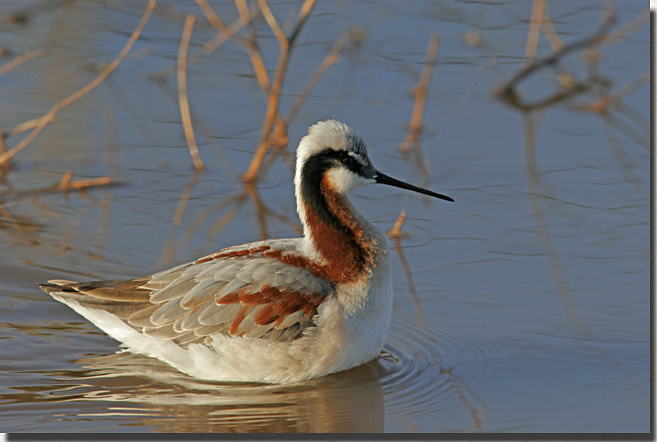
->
[375, 171, 454, 202]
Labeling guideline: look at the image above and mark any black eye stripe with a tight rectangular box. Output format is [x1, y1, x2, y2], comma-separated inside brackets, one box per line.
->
[313, 148, 363, 173]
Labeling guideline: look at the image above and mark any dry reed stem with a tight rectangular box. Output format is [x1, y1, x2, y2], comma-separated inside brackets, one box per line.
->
[600, 6, 648, 45]
[234, 0, 257, 44]
[244, 181, 269, 239]
[6, 119, 40, 137]
[160, 171, 202, 266]
[178, 14, 205, 171]
[574, 71, 649, 114]
[602, 113, 649, 150]
[199, 0, 269, 94]
[260, 43, 289, 137]
[257, 0, 287, 46]
[151, 77, 236, 178]
[601, 114, 644, 191]
[386, 210, 426, 325]
[234, 0, 271, 94]
[201, 14, 248, 55]
[234, 0, 268, 92]
[196, 0, 247, 53]
[0, 0, 156, 167]
[494, 5, 615, 109]
[522, 112, 593, 337]
[288, 0, 317, 42]
[243, 181, 303, 239]
[0, 49, 44, 77]
[62, 175, 113, 190]
[0, 173, 114, 201]
[204, 196, 247, 239]
[400, 32, 440, 158]
[0, 203, 15, 222]
[284, 30, 353, 125]
[58, 171, 73, 189]
[387, 210, 407, 239]
[524, 0, 545, 62]
[0, 162, 9, 183]
[253, 29, 355, 180]
[199, 0, 336, 182]
[242, 0, 318, 183]
[151, 2, 253, 81]
[578, 81, 649, 149]
[172, 171, 201, 227]
[539, 1, 564, 51]
[181, 192, 246, 245]
[0, 203, 33, 233]
[263, 206, 303, 234]
[0, 120, 6, 156]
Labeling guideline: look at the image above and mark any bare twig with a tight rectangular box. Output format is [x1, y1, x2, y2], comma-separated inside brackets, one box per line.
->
[400, 32, 440, 156]
[178, 14, 205, 171]
[540, 1, 564, 51]
[199, 0, 269, 94]
[387, 210, 408, 239]
[387, 210, 426, 325]
[196, 0, 246, 52]
[523, 112, 593, 338]
[160, 171, 202, 266]
[0, 49, 44, 78]
[600, 6, 648, 46]
[284, 30, 353, 125]
[150, 1, 253, 81]
[58, 171, 73, 189]
[244, 181, 269, 239]
[242, 0, 318, 183]
[257, 0, 287, 46]
[254, 29, 356, 180]
[204, 196, 246, 241]
[494, 7, 615, 108]
[524, 0, 545, 62]
[0, 0, 157, 167]
[574, 71, 649, 114]
[62, 175, 113, 191]
[0, 173, 114, 202]
[152, 76, 236, 178]
[0, 120, 6, 156]
[198, 0, 341, 183]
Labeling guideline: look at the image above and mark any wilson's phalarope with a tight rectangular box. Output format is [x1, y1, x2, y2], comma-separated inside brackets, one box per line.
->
[40, 120, 453, 384]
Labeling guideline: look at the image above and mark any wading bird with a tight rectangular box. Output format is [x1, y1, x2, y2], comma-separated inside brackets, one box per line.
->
[41, 120, 453, 384]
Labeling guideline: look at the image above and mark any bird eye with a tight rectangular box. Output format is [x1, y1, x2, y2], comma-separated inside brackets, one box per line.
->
[343, 157, 357, 168]
[340, 153, 359, 170]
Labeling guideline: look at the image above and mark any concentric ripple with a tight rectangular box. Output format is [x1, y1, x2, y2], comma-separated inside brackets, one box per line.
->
[377, 317, 509, 428]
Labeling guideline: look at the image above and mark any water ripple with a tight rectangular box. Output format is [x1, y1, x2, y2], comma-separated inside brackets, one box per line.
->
[379, 318, 504, 429]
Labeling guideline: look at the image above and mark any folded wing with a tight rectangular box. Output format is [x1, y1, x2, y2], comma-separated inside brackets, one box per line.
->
[40, 240, 335, 347]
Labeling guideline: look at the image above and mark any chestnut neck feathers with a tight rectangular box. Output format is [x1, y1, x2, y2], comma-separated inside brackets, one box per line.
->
[294, 121, 378, 283]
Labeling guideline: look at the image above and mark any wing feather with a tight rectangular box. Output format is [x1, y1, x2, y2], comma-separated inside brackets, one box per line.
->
[180, 279, 226, 309]
[127, 304, 160, 327]
[150, 298, 187, 326]
[197, 302, 242, 326]
[149, 276, 198, 303]
[40, 239, 335, 347]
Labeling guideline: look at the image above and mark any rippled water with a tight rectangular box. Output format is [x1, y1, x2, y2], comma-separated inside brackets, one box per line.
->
[0, 0, 649, 433]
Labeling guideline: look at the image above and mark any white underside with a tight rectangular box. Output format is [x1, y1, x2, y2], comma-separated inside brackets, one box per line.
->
[53, 266, 392, 384]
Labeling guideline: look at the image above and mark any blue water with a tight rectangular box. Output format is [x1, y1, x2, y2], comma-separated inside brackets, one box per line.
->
[0, 0, 649, 433]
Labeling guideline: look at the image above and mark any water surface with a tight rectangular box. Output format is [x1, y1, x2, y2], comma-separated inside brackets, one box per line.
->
[0, 0, 649, 433]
